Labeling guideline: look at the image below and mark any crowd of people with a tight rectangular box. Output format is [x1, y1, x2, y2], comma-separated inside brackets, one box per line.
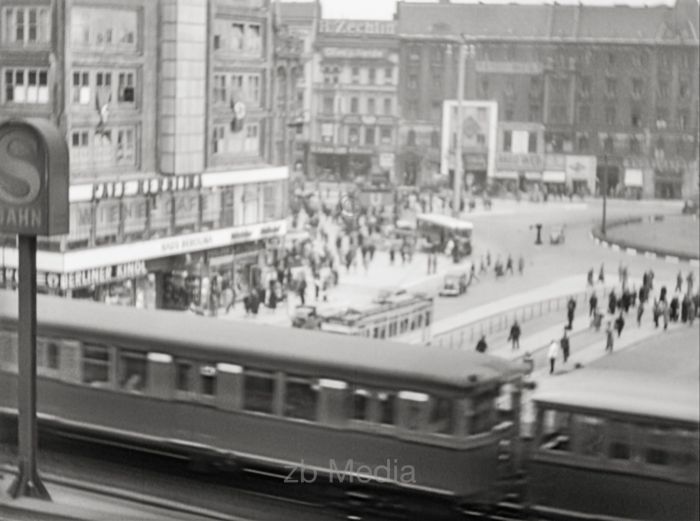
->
[474, 264, 699, 375]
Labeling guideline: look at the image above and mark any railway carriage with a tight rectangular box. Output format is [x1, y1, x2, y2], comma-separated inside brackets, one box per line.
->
[0, 290, 523, 506]
[530, 331, 699, 521]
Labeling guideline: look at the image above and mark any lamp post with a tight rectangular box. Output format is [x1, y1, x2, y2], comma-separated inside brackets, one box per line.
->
[601, 153, 608, 235]
[453, 42, 466, 218]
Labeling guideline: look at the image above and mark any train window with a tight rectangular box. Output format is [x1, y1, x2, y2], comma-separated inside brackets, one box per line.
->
[575, 415, 606, 457]
[46, 341, 59, 370]
[119, 350, 147, 392]
[609, 442, 631, 460]
[378, 392, 396, 425]
[379, 327, 386, 339]
[608, 421, 632, 461]
[399, 391, 428, 430]
[373, 327, 379, 339]
[284, 375, 317, 421]
[469, 395, 496, 435]
[82, 344, 112, 386]
[426, 397, 453, 435]
[243, 369, 275, 414]
[37, 337, 60, 374]
[350, 388, 370, 421]
[539, 409, 572, 451]
[200, 366, 217, 396]
[669, 429, 699, 470]
[0, 330, 18, 370]
[176, 361, 194, 392]
[645, 427, 670, 466]
[646, 448, 669, 466]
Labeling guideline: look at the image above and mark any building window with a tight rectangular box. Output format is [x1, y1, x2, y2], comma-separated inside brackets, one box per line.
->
[679, 80, 690, 99]
[605, 106, 616, 126]
[407, 101, 418, 120]
[245, 123, 259, 153]
[578, 76, 591, 98]
[383, 98, 392, 115]
[351, 67, 359, 84]
[629, 135, 641, 154]
[365, 126, 375, 146]
[656, 107, 668, 129]
[214, 20, 261, 56]
[678, 110, 689, 130]
[479, 78, 489, 97]
[3, 6, 51, 44]
[350, 97, 359, 113]
[430, 129, 440, 147]
[503, 130, 512, 152]
[632, 78, 643, 98]
[246, 74, 261, 105]
[384, 66, 393, 84]
[551, 105, 567, 124]
[71, 71, 90, 104]
[380, 126, 392, 145]
[504, 105, 514, 121]
[348, 126, 359, 145]
[408, 74, 418, 90]
[367, 98, 376, 115]
[322, 96, 334, 114]
[578, 104, 590, 124]
[407, 129, 416, 146]
[529, 103, 541, 122]
[604, 135, 614, 153]
[368, 68, 376, 85]
[3, 68, 49, 104]
[528, 132, 537, 153]
[70, 130, 90, 166]
[605, 78, 616, 97]
[630, 110, 642, 128]
[577, 132, 589, 152]
[117, 71, 135, 103]
[658, 80, 669, 98]
[116, 128, 135, 164]
[70, 7, 138, 51]
[213, 74, 226, 104]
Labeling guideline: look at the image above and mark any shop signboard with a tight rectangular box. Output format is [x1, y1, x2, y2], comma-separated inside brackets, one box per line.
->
[441, 100, 498, 178]
[319, 20, 396, 35]
[323, 47, 386, 59]
[496, 152, 544, 171]
[0, 118, 69, 236]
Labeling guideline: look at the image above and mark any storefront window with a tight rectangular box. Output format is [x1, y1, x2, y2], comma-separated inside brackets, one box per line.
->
[94, 199, 121, 246]
[201, 189, 222, 230]
[263, 182, 283, 221]
[122, 196, 148, 241]
[221, 187, 235, 227]
[242, 184, 260, 225]
[67, 202, 93, 250]
[149, 193, 171, 238]
[173, 190, 200, 234]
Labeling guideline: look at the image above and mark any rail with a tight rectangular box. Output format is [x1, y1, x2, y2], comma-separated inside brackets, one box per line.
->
[430, 286, 614, 350]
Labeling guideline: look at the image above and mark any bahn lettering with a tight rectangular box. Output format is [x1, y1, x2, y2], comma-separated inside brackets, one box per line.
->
[0, 207, 42, 228]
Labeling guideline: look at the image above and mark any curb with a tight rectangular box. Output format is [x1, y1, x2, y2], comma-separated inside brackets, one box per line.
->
[590, 215, 699, 267]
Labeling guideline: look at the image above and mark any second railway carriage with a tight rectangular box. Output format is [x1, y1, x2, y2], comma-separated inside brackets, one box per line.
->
[0, 290, 524, 506]
[529, 328, 699, 521]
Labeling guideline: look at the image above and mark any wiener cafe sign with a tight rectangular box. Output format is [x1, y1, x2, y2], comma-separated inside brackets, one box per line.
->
[0, 119, 69, 236]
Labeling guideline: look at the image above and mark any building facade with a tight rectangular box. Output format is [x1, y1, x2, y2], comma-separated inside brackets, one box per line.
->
[309, 19, 400, 183]
[396, 0, 700, 199]
[0, 0, 287, 310]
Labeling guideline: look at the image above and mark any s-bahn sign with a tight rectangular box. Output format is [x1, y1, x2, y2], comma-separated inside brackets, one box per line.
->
[0, 118, 69, 236]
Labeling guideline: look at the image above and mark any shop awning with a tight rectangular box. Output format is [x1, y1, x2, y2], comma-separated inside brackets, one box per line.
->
[525, 172, 542, 181]
[494, 171, 519, 180]
[624, 169, 644, 187]
[542, 171, 566, 183]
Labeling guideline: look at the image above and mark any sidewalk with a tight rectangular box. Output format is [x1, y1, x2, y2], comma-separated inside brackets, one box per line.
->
[0, 472, 226, 521]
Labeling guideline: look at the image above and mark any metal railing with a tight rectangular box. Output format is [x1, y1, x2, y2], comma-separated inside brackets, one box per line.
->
[431, 286, 614, 350]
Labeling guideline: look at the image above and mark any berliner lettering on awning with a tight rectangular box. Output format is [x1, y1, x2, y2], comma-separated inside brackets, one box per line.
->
[494, 171, 519, 180]
[524, 172, 542, 181]
[542, 171, 566, 183]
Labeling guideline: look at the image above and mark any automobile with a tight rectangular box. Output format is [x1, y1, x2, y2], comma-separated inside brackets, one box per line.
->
[291, 305, 322, 329]
[682, 195, 699, 215]
[549, 225, 566, 245]
[439, 272, 468, 297]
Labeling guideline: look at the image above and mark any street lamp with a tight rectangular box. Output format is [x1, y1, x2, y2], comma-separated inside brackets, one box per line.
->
[452, 39, 477, 218]
[601, 153, 608, 235]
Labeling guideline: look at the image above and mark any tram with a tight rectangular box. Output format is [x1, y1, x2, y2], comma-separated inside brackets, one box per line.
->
[529, 328, 699, 521]
[0, 290, 524, 506]
[317, 291, 433, 345]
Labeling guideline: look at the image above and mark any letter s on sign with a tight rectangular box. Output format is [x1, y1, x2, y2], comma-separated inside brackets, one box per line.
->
[0, 128, 42, 205]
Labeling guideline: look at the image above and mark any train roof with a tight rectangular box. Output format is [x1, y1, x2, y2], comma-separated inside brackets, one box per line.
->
[0, 290, 522, 390]
[534, 327, 700, 424]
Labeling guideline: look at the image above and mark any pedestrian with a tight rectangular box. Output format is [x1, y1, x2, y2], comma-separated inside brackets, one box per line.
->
[660, 286, 667, 303]
[389, 244, 396, 265]
[508, 321, 521, 350]
[589, 292, 598, 317]
[469, 263, 479, 284]
[622, 289, 631, 314]
[670, 294, 680, 322]
[505, 255, 514, 275]
[608, 290, 617, 315]
[605, 322, 614, 353]
[566, 296, 576, 329]
[314, 275, 321, 301]
[636, 301, 644, 326]
[681, 294, 690, 323]
[587, 268, 594, 287]
[268, 283, 278, 311]
[598, 263, 605, 284]
[662, 300, 670, 330]
[615, 312, 625, 337]
[298, 277, 307, 306]
[687, 271, 695, 295]
[486, 251, 492, 267]
[676, 270, 683, 293]
[475, 335, 488, 353]
[547, 339, 559, 374]
[479, 256, 487, 274]
[559, 329, 570, 363]
[518, 255, 524, 275]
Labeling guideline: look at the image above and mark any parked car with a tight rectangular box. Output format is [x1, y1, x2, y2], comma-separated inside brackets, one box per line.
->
[439, 272, 468, 297]
[682, 195, 699, 215]
[549, 225, 566, 245]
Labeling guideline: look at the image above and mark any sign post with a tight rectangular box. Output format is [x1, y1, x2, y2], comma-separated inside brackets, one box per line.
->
[0, 118, 69, 500]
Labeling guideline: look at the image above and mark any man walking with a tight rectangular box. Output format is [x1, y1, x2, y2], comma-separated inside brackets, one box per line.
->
[636, 301, 644, 326]
[505, 255, 514, 275]
[475, 335, 488, 353]
[547, 339, 559, 374]
[589, 292, 598, 317]
[518, 255, 525, 276]
[566, 297, 577, 330]
[508, 321, 521, 350]
[615, 312, 625, 337]
[605, 322, 614, 353]
[675, 270, 683, 293]
[560, 329, 570, 364]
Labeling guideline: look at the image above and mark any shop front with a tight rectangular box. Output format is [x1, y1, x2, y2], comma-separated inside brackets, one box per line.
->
[565, 155, 597, 196]
[310, 145, 349, 181]
[654, 169, 684, 199]
[623, 168, 644, 200]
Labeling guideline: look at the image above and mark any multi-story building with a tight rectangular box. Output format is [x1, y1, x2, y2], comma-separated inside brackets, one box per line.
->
[0, 0, 287, 310]
[275, 1, 319, 178]
[396, 0, 699, 199]
[310, 19, 400, 183]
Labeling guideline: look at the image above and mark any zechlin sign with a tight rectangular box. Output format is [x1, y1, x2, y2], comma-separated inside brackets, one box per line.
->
[1, 261, 148, 290]
[0, 118, 69, 236]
